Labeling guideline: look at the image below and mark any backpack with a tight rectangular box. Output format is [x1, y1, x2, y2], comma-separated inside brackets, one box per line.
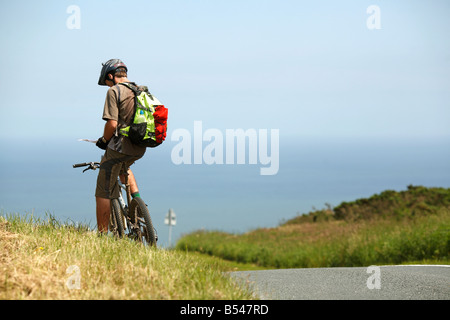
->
[118, 83, 168, 148]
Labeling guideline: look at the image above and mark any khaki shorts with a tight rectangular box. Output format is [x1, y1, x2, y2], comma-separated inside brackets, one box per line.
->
[95, 148, 142, 199]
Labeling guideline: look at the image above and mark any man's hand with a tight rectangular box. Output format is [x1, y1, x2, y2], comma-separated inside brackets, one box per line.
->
[96, 137, 108, 150]
[97, 120, 117, 150]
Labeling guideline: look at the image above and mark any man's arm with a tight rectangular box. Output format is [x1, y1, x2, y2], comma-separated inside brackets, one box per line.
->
[102, 119, 118, 141]
[96, 119, 117, 150]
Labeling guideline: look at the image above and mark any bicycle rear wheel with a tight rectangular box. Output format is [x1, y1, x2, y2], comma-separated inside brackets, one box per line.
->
[129, 197, 157, 246]
[110, 198, 125, 238]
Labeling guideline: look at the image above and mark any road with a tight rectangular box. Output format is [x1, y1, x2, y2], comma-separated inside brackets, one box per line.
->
[230, 265, 450, 300]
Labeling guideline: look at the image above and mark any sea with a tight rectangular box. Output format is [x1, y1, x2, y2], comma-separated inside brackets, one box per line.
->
[1, 135, 449, 248]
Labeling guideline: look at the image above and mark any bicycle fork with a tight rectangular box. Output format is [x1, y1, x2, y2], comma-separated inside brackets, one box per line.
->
[118, 163, 132, 230]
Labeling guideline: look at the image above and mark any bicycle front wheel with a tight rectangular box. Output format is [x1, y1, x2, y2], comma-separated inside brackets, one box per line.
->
[129, 197, 157, 246]
[110, 198, 125, 238]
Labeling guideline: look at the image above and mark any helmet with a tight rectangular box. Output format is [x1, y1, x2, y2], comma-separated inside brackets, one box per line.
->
[98, 59, 128, 86]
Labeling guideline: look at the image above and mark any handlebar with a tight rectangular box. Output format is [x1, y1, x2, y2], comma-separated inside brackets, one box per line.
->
[73, 162, 101, 173]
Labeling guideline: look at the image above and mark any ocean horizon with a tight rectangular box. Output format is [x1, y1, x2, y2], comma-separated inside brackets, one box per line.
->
[1, 135, 449, 248]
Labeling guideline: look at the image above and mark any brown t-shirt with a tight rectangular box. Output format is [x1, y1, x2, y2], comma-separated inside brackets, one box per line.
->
[102, 82, 146, 157]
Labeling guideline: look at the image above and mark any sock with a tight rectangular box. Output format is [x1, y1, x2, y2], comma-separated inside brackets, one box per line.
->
[131, 192, 140, 199]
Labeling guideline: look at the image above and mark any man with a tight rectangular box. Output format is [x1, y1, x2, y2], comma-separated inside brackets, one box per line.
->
[95, 59, 145, 233]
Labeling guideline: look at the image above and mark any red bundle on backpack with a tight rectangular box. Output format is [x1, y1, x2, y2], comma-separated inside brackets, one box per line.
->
[153, 105, 168, 144]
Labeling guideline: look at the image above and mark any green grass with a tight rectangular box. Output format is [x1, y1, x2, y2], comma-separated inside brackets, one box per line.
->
[176, 186, 450, 268]
[0, 213, 254, 300]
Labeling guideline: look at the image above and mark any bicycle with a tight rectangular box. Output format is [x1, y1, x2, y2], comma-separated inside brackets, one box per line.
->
[73, 161, 158, 246]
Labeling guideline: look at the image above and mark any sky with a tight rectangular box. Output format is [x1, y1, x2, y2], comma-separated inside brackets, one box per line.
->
[0, 1, 449, 246]
[0, 0, 449, 142]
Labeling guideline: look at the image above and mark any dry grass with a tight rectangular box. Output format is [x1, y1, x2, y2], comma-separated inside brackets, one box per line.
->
[0, 218, 63, 298]
[0, 215, 254, 300]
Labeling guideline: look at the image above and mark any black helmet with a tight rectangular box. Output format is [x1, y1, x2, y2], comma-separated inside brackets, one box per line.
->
[98, 59, 128, 86]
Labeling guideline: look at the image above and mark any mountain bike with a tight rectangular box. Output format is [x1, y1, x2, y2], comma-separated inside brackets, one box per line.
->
[73, 161, 158, 246]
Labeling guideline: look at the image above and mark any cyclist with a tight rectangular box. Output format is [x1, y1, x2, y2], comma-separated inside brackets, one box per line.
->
[95, 59, 145, 233]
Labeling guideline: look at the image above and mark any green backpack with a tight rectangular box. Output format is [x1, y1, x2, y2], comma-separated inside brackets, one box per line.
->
[118, 83, 168, 148]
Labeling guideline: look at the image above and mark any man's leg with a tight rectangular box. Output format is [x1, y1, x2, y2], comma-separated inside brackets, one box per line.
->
[97, 169, 138, 232]
[95, 148, 124, 233]
[96, 196, 110, 233]
[120, 169, 139, 194]
[95, 149, 142, 233]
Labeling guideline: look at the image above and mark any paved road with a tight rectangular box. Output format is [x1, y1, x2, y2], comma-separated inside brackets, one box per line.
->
[230, 265, 450, 300]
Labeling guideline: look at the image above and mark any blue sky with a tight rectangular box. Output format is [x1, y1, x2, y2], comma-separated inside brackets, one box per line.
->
[0, 0, 449, 142]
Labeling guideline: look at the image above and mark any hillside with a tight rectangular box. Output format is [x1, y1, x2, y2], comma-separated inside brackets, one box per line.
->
[283, 185, 450, 224]
[176, 186, 450, 268]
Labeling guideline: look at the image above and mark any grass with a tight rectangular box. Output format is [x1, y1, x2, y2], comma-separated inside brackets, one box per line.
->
[2, 185, 449, 298]
[176, 186, 450, 269]
[0, 213, 254, 300]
